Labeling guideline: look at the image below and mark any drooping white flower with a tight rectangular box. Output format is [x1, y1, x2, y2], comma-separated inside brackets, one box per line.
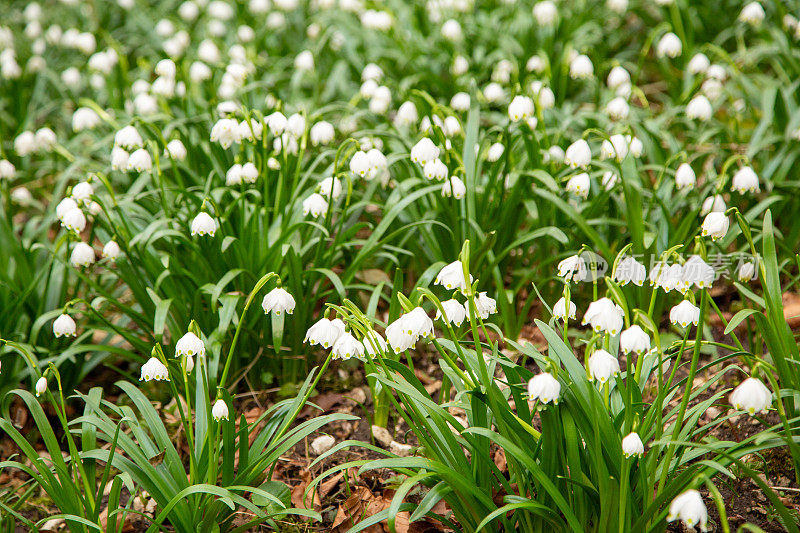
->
[191, 212, 217, 237]
[687, 53, 710, 75]
[737, 261, 756, 282]
[436, 299, 467, 326]
[410, 138, 440, 166]
[286, 113, 306, 138]
[483, 82, 506, 103]
[442, 116, 461, 137]
[114, 125, 143, 150]
[569, 54, 594, 79]
[622, 432, 644, 457]
[0, 159, 15, 179]
[441, 18, 463, 41]
[607, 66, 630, 90]
[210, 399, 229, 421]
[102, 240, 121, 261]
[606, 97, 629, 120]
[303, 193, 329, 218]
[163, 139, 187, 161]
[111, 147, 129, 171]
[35, 376, 48, 397]
[363, 330, 388, 356]
[739, 2, 765, 25]
[385, 307, 434, 353]
[442, 176, 466, 199]
[620, 325, 650, 355]
[533, 1, 558, 25]
[70, 242, 95, 267]
[305, 318, 345, 349]
[294, 50, 314, 71]
[435, 260, 472, 291]
[701, 212, 729, 240]
[56, 198, 79, 220]
[557, 254, 587, 283]
[675, 163, 696, 189]
[53, 314, 77, 337]
[319, 177, 342, 200]
[140, 357, 169, 382]
[35, 128, 57, 152]
[701, 194, 726, 215]
[261, 287, 296, 315]
[473, 292, 497, 319]
[582, 297, 624, 335]
[566, 173, 590, 198]
[669, 300, 701, 328]
[72, 107, 101, 132]
[508, 95, 534, 122]
[14, 131, 36, 156]
[588, 349, 620, 383]
[332, 332, 365, 360]
[731, 166, 760, 194]
[686, 95, 712, 121]
[564, 139, 591, 169]
[682, 255, 716, 289]
[450, 92, 470, 112]
[553, 297, 576, 321]
[176, 332, 205, 358]
[730, 377, 772, 415]
[487, 143, 505, 162]
[527, 372, 561, 404]
[667, 490, 708, 532]
[310, 121, 335, 145]
[614, 256, 646, 286]
[127, 149, 152, 172]
[656, 32, 682, 58]
[61, 207, 86, 233]
[210, 118, 242, 148]
[424, 159, 449, 181]
[395, 101, 419, 127]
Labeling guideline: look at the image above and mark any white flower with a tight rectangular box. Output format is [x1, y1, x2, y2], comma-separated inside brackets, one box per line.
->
[362, 63, 383, 81]
[526, 55, 546, 73]
[508, 95, 534, 122]
[533, 1, 557, 24]
[332, 332, 365, 360]
[670, 300, 701, 328]
[607, 66, 630, 90]
[57, 198, 79, 220]
[226, 164, 244, 186]
[436, 299, 467, 326]
[14, 131, 36, 156]
[686, 95, 712, 121]
[294, 50, 314, 71]
[261, 287, 296, 315]
[487, 143, 505, 162]
[0, 159, 15, 179]
[385, 307, 434, 353]
[588, 349, 620, 383]
[286, 114, 306, 138]
[441, 19, 463, 41]
[53, 314, 77, 337]
[682, 255, 716, 289]
[675, 163, 696, 189]
[739, 2, 765, 25]
[566, 173, 590, 198]
[61, 207, 86, 233]
[190, 61, 212, 82]
[310, 121, 335, 145]
[452, 55, 469, 75]
[606, 97, 630, 120]
[127, 149, 152, 172]
[442, 116, 461, 137]
[241, 163, 258, 183]
[191, 212, 217, 237]
[435, 260, 472, 291]
[210, 118, 242, 148]
[70, 243, 95, 267]
[701, 212, 729, 240]
[424, 159, 449, 181]
[72, 107, 101, 131]
[410, 138, 440, 166]
[363, 330, 388, 356]
[737, 261, 756, 282]
[319, 177, 342, 200]
[564, 139, 591, 168]
[687, 53, 710, 75]
[11, 187, 32, 204]
[701, 194, 726, 215]
[35, 376, 47, 397]
[569, 54, 594, 79]
[114, 125, 143, 149]
[730, 377, 772, 415]
[70, 182, 94, 206]
[558, 254, 587, 282]
[102, 240, 121, 261]
[176, 331, 205, 358]
[442, 177, 466, 199]
[667, 490, 708, 532]
[527, 373, 560, 404]
[140, 357, 169, 382]
[164, 139, 187, 160]
[474, 292, 497, 319]
[620, 325, 650, 355]
[613, 256, 646, 287]
[303, 193, 329, 218]
[350, 151, 372, 178]
[483, 82, 506, 103]
[450, 93, 470, 112]
[582, 297, 624, 335]
[305, 318, 345, 349]
[731, 166, 760, 193]
[622, 432, 644, 457]
[111, 147, 129, 171]
[553, 297, 576, 321]
[656, 32, 682, 58]
[211, 399, 229, 421]
[395, 101, 419, 127]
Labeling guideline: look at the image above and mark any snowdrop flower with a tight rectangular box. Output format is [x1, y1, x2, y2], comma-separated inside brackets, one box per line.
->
[395, 101, 419, 127]
[675, 163, 696, 189]
[164, 139, 187, 160]
[57, 198, 79, 220]
[411, 138, 440, 166]
[189, 61, 212, 83]
[350, 151, 372, 178]
[687, 53, 710, 75]
[667, 490, 707, 532]
[114, 126, 143, 150]
[686, 95, 712, 121]
[140, 357, 169, 382]
[261, 287, 295, 315]
[14, 131, 36, 156]
[127, 149, 152, 172]
[620, 325, 650, 355]
[441, 19, 463, 41]
[473, 292, 497, 319]
[385, 307, 434, 353]
[61, 207, 86, 233]
[53, 314, 77, 337]
[533, 1, 558, 25]
[737, 261, 756, 282]
[72, 181, 96, 206]
[191, 212, 217, 237]
[210, 118, 242, 149]
[179, 0, 199, 20]
[111, 147, 129, 171]
[72, 108, 101, 132]
[546, 146, 565, 164]
[450, 92, 470, 112]
[0, 160, 15, 179]
[362, 63, 383, 81]
[569, 54, 593, 79]
[553, 297, 576, 321]
[286, 114, 306, 138]
[606, 97, 629, 120]
[332, 332, 365, 360]
[483, 82, 506, 103]
[71, 243, 95, 268]
[564, 139, 591, 168]
[615, 256, 646, 286]
[305, 318, 345, 349]
[622, 432, 644, 457]
[176, 331, 205, 358]
[670, 300, 700, 328]
[739, 2, 765, 25]
[294, 50, 314, 71]
[436, 299, 467, 326]
[701, 194, 726, 215]
[588, 349, 620, 383]
[310, 121, 335, 145]
[240, 163, 258, 184]
[583, 298, 624, 335]
[266, 112, 288, 137]
[731, 166, 759, 193]
[424, 159, 449, 181]
[682, 255, 716, 289]
[558, 255, 587, 282]
[730, 378, 772, 415]
[35, 377, 48, 397]
[363, 330, 388, 356]
[487, 143, 505, 162]
[656, 32, 682, 58]
[133, 93, 159, 115]
[607, 66, 630, 90]
[601, 134, 629, 161]
[155, 59, 176, 80]
[302, 193, 329, 218]
[442, 116, 461, 137]
[508, 95, 534, 122]
[102, 240, 121, 261]
[566, 173, 590, 198]
[452, 55, 469, 76]
[238, 120, 263, 143]
[526, 55, 546, 73]
[442, 176, 466, 199]
[528, 373, 560, 404]
[602, 171, 618, 190]
[435, 260, 471, 291]
[212, 399, 229, 421]
[701, 212, 729, 240]
[225, 164, 245, 186]
[10, 188, 30, 204]
[319, 177, 342, 200]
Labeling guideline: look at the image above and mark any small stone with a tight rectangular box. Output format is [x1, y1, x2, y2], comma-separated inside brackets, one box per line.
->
[310, 435, 335, 455]
[371, 425, 393, 447]
[347, 387, 367, 405]
[389, 440, 413, 457]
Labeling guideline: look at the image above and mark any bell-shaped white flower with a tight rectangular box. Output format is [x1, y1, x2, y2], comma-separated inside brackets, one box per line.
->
[165, 139, 187, 160]
[0, 159, 16, 179]
[57, 198, 79, 220]
[450, 92, 470, 112]
[483, 82, 506, 103]
[701, 212, 729, 240]
[71, 182, 94, 206]
[622, 432, 644, 457]
[319, 177, 342, 200]
[558, 254, 587, 283]
[737, 261, 756, 282]
[424, 159, 449, 181]
[410, 138, 440, 166]
[553, 297, 576, 321]
[656, 32, 682, 58]
[386, 307, 434, 353]
[436, 299, 467, 326]
[266, 112, 288, 136]
[176, 332, 205, 358]
[363, 330, 388, 356]
[508, 95, 534, 122]
[564, 139, 591, 169]
[730, 377, 772, 415]
[731, 166, 759, 194]
[191, 212, 217, 237]
[442, 176, 466, 199]
[473, 292, 497, 319]
[395, 101, 419, 127]
[294, 50, 314, 71]
[582, 297, 624, 335]
[533, 1, 558, 25]
[670, 300, 701, 328]
[61, 207, 86, 233]
[114, 125, 143, 150]
[53, 314, 77, 337]
[686, 95, 712, 121]
[35, 376, 48, 397]
[614, 256, 646, 286]
[667, 490, 708, 532]
[701, 194, 726, 215]
[620, 325, 650, 355]
[127, 148, 152, 172]
[739, 2, 765, 25]
[310, 121, 335, 145]
[70, 242, 95, 267]
[332, 332, 365, 360]
[305, 318, 345, 349]
[261, 287, 295, 315]
[566, 173, 590, 198]
[210, 118, 242, 148]
[111, 147, 129, 171]
[435, 260, 472, 291]
[687, 53, 710, 75]
[102, 240, 121, 261]
[212, 399, 229, 421]
[605, 97, 629, 120]
[607, 66, 630, 90]
[528, 372, 561, 404]
[72, 107, 101, 132]
[303, 193, 329, 218]
[487, 143, 505, 162]
[587, 349, 620, 383]
[675, 163, 696, 189]
[140, 357, 169, 382]
[682, 255, 715, 289]
[569, 54, 594, 79]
